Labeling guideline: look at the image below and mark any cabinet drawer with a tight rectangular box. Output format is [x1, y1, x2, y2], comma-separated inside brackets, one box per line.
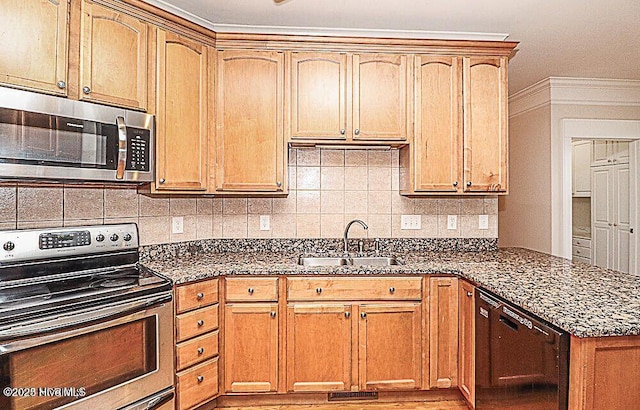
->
[176, 304, 219, 342]
[177, 357, 219, 410]
[176, 279, 219, 313]
[572, 245, 591, 259]
[573, 255, 591, 264]
[287, 277, 422, 301]
[226, 277, 278, 302]
[571, 237, 591, 249]
[176, 330, 219, 372]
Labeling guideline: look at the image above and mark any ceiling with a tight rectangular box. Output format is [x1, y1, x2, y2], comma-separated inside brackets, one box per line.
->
[145, 0, 640, 94]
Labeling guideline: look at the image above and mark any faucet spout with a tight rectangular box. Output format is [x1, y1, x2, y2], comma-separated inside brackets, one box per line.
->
[343, 219, 368, 253]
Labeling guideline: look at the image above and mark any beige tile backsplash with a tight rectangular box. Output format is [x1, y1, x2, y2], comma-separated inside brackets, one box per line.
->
[0, 148, 498, 245]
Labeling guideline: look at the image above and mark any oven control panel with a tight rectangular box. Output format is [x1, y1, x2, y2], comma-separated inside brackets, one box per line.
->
[39, 230, 91, 249]
[0, 223, 139, 263]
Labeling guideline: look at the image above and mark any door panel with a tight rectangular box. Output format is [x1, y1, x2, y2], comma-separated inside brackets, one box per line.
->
[458, 280, 475, 405]
[429, 277, 459, 389]
[614, 164, 630, 273]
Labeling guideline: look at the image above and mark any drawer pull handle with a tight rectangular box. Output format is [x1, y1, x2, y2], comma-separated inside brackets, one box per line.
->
[248, 288, 254, 294]
[345, 311, 350, 318]
[196, 292, 204, 300]
[316, 288, 322, 294]
[361, 312, 367, 319]
[389, 287, 396, 294]
[270, 311, 277, 318]
[197, 320, 204, 327]
[197, 347, 205, 355]
[197, 375, 204, 383]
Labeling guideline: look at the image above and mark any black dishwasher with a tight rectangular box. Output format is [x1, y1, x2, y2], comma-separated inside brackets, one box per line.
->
[475, 289, 569, 409]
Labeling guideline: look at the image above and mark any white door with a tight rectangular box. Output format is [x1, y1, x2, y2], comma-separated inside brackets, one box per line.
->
[591, 167, 613, 269]
[572, 141, 591, 197]
[613, 164, 630, 273]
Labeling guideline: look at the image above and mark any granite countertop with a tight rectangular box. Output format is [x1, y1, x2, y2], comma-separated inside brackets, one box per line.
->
[142, 248, 640, 339]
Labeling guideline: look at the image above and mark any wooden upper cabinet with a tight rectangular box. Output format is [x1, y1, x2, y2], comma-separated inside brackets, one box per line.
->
[155, 30, 208, 191]
[289, 52, 347, 140]
[463, 57, 508, 193]
[79, 0, 148, 110]
[358, 303, 422, 391]
[0, 0, 69, 95]
[413, 56, 463, 192]
[429, 277, 459, 389]
[352, 53, 409, 141]
[215, 50, 286, 193]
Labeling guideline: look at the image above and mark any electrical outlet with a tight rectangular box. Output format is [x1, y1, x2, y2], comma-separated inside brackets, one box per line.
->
[478, 214, 489, 230]
[260, 215, 271, 231]
[447, 215, 457, 230]
[401, 215, 421, 230]
[172, 216, 184, 234]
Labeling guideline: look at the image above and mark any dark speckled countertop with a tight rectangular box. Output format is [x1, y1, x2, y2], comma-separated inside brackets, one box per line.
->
[142, 247, 640, 339]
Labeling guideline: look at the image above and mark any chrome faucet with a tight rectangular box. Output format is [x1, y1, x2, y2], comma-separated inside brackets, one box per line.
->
[343, 219, 368, 253]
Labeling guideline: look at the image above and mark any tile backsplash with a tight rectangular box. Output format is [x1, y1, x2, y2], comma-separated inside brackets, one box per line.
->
[0, 148, 497, 246]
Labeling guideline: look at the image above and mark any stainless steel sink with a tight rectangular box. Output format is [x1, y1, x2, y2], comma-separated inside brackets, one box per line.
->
[297, 256, 399, 266]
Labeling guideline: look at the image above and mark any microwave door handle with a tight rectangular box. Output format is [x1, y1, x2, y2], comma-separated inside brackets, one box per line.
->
[0, 293, 172, 353]
[116, 116, 127, 179]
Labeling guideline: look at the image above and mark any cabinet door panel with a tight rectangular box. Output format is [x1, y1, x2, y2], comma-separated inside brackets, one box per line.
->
[463, 57, 508, 192]
[429, 277, 459, 389]
[155, 30, 208, 191]
[353, 54, 409, 141]
[286, 304, 351, 392]
[225, 303, 278, 393]
[0, 0, 68, 95]
[358, 303, 421, 390]
[414, 56, 462, 192]
[290, 52, 347, 140]
[216, 50, 285, 192]
[458, 280, 475, 405]
[80, 0, 148, 110]
[614, 164, 630, 273]
[591, 167, 612, 269]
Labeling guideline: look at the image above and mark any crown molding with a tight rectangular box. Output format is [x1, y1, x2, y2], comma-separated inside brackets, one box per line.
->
[510, 77, 640, 118]
[141, 0, 218, 31]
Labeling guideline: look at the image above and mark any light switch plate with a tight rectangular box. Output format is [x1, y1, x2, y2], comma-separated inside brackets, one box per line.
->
[172, 216, 184, 234]
[260, 215, 271, 231]
[478, 214, 489, 230]
[401, 215, 421, 230]
[447, 215, 457, 230]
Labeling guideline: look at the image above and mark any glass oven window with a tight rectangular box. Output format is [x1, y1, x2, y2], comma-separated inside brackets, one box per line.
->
[0, 316, 157, 410]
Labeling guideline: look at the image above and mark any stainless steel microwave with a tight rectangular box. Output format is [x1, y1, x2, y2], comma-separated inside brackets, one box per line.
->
[0, 87, 154, 183]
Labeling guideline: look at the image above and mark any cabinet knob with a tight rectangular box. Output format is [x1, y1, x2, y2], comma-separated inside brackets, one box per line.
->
[196, 292, 204, 300]
[354, 129, 360, 135]
[197, 320, 204, 327]
[389, 287, 396, 294]
[609, 223, 613, 226]
[276, 181, 282, 188]
[316, 287, 322, 294]
[360, 312, 367, 319]
[467, 291, 473, 297]
[82, 86, 91, 95]
[270, 311, 277, 318]
[340, 129, 346, 135]
[57, 81, 66, 89]
[466, 181, 472, 187]
[197, 347, 205, 355]
[614, 223, 618, 227]
[576, 250, 581, 254]
[344, 311, 350, 318]
[159, 178, 166, 184]
[608, 159, 613, 163]
[453, 181, 458, 187]
[248, 288, 254, 294]
[197, 375, 204, 383]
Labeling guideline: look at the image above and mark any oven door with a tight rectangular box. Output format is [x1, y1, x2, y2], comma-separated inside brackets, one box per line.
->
[0, 292, 174, 410]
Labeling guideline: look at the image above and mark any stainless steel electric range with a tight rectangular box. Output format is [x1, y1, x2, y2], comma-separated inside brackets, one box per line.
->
[0, 223, 174, 410]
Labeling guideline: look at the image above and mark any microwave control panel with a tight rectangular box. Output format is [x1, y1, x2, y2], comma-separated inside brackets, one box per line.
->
[126, 128, 150, 172]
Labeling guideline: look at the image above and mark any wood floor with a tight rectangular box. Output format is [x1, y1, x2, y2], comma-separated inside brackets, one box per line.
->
[216, 400, 469, 410]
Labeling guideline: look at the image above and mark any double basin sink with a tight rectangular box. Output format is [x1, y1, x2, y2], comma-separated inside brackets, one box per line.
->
[298, 255, 399, 266]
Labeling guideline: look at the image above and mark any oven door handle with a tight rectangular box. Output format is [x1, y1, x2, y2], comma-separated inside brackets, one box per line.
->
[0, 292, 172, 352]
[118, 387, 174, 410]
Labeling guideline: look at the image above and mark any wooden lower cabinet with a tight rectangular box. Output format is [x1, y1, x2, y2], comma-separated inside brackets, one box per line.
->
[286, 303, 352, 392]
[458, 280, 475, 406]
[429, 277, 459, 389]
[224, 303, 279, 393]
[176, 357, 219, 410]
[358, 303, 422, 390]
